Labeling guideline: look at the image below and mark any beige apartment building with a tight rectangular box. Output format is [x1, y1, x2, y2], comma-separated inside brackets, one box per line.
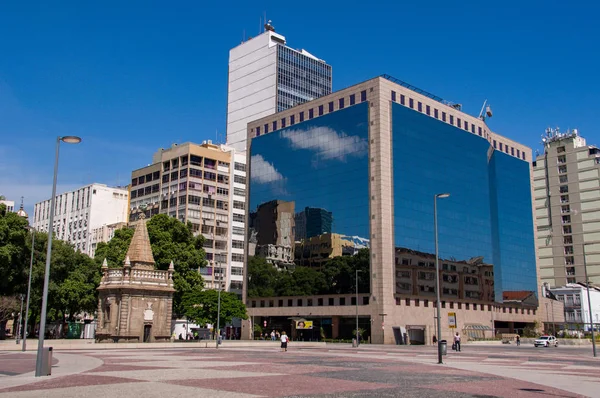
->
[534, 128, 600, 287]
[129, 141, 247, 293]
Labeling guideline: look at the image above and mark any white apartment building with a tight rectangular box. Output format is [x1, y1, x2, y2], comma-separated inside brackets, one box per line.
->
[549, 283, 600, 330]
[33, 184, 129, 257]
[226, 21, 332, 151]
[129, 142, 246, 295]
[534, 128, 600, 287]
[0, 199, 15, 213]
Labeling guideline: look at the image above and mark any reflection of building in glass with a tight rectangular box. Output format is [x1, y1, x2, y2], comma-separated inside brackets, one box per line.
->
[127, 142, 247, 293]
[394, 248, 494, 302]
[250, 200, 295, 267]
[226, 22, 332, 151]
[534, 128, 600, 287]
[295, 233, 369, 268]
[245, 75, 541, 344]
[502, 291, 538, 307]
[295, 207, 333, 240]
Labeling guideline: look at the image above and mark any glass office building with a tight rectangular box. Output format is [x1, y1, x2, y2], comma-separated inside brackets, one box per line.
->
[245, 76, 539, 344]
[276, 46, 332, 112]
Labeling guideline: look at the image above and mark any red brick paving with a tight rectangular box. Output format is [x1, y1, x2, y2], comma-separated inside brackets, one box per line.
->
[0, 374, 143, 393]
[423, 379, 586, 398]
[167, 374, 391, 397]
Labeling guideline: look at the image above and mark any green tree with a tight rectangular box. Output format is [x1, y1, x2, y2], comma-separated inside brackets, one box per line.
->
[94, 214, 207, 315]
[247, 256, 279, 297]
[182, 289, 248, 329]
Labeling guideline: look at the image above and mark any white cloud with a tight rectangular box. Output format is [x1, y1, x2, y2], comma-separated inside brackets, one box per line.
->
[280, 126, 368, 161]
[250, 154, 285, 184]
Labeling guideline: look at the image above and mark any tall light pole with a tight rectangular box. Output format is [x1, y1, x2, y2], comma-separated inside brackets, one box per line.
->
[434, 193, 450, 364]
[581, 244, 597, 357]
[355, 269, 362, 346]
[216, 272, 222, 349]
[16, 294, 24, 344]
[23, 229, 35, 351]
[35, 136, 81, 377]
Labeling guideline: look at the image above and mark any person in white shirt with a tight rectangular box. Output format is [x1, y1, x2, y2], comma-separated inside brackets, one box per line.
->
[280, 331, 289, 352]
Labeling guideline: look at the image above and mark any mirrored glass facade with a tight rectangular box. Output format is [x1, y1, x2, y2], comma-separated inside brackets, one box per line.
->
[249, 102, 370, 293]
[392, 102, 537, 304]
[276, 46, 332, 112]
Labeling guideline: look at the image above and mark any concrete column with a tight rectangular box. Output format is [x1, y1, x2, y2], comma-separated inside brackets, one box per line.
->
[119, 294, 129, 333]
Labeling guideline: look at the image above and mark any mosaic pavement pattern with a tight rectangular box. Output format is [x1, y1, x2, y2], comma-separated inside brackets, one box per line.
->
[1, 346, 598, 397]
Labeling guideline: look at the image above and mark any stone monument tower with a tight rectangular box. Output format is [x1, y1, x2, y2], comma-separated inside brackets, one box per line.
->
[96, 214, 175, 343]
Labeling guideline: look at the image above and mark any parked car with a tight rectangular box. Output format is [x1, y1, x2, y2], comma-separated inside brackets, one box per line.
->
[534, 335, 558, 347]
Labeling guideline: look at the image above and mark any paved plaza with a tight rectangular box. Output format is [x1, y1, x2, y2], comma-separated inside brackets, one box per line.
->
[1, 343, 598, 397]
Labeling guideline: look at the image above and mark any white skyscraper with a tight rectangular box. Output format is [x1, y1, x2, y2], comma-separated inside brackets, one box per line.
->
[33, 184, 129, 257]
[226, 22, 332, 151]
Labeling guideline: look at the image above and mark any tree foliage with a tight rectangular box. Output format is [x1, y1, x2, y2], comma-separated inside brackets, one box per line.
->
[94, 214, 207, 315]
[247, 249, 370, 297]
[182, 289, 248, 328]
[0, 207, 101, 338]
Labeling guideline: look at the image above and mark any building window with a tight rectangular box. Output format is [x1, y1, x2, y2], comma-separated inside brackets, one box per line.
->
[299, 111, 304, 122]
[557, 146, 566, 153]
[400, 94, 405, 105]
[409, 98, 414, 109]
[328, 101, 334, 112]
[256, 126, 261, 136]
[560, 185, 569, 193]
[493, 140, 497, 149]
[273, 120, 277, 131]
[434, 108, 438, 119]
[426, 105, 431, 115]
[418, 102, 422, 112]
[558, 155, 566, 164]
[360, 90, 367, 102]
[457, 117, 461, 127]
[517, 149, 520, 158]
[350, 94, 356, 105]
[281, 117, 286, 128]
[478, 126, 482, 136]
[471, 124, 475, 134]
[464, 120, 468, 130]
[449, 115, 454, 125]
[264, 123, 269, 134]
[442, 112, 446, 122]
[499, 142, 503, 151]
[290, 115, 295, 125]
[522, 152, 526, 160]
[339, 98, 345, 109]
[318, 105, 323, 116]
[559, 165, 568, 174]
[391, 91, 396, 102]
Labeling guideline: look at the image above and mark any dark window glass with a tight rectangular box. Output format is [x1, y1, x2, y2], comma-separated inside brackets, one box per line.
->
[391, 91, 396, 102]
[309, 109, 314, 119]
[418, 102, 422, 112]
[281, 118, 286, 128]
[442, 112, 446, 121]
[434, 109, 439, 119]
[450, 115, 454, 125]
[256, 126, 261, 136]
[290, 115, 295, 125]
[360, 90, 367, 102]
[131, 178, 138, 186]
[273, 120, 277, 131]
[478, 126, 482, 136]
[350, 94, 355, 105]
[400, 94, 405, 105]
[318, 105, 324, 116]
[409, 98, 414, 108]
[264, 123, 269, 134]
[426, 105, 431, 115]
[299, 111, 304, 122]
[339, 98, 345, 109]
[493, 140, 497, 148]
[329, 101, 334, 112]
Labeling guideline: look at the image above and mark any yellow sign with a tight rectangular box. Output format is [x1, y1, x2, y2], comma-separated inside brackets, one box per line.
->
[295, 320, 313, 330]
[448, 312, 457, 329]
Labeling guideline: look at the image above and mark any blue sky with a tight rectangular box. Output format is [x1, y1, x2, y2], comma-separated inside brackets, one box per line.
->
[1, 1, 598, 216]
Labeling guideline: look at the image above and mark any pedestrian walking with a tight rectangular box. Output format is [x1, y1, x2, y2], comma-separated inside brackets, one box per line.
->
[280, 331, 289, 352]
[453, 332, 461, 352]
[271, 330, 276, 341]
[516, 334, 520, 346]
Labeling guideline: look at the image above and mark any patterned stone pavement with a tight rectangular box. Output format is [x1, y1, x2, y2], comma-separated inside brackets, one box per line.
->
[1, 345, 598, 397]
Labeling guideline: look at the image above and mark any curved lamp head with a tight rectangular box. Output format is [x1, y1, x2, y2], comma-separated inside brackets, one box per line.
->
[60, 136, 82, 144]
[436, 193, 450, 199]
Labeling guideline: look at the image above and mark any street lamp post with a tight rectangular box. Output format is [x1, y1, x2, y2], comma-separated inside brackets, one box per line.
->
[434, 193, 450, 364]
[355, 269, 362, 347]
[16, 294, 24, 345]
[23, 229, 35, 351]
[216, 273, 222, 349]
[35, 136, 81, 377]
[581, 244, 597, 357]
